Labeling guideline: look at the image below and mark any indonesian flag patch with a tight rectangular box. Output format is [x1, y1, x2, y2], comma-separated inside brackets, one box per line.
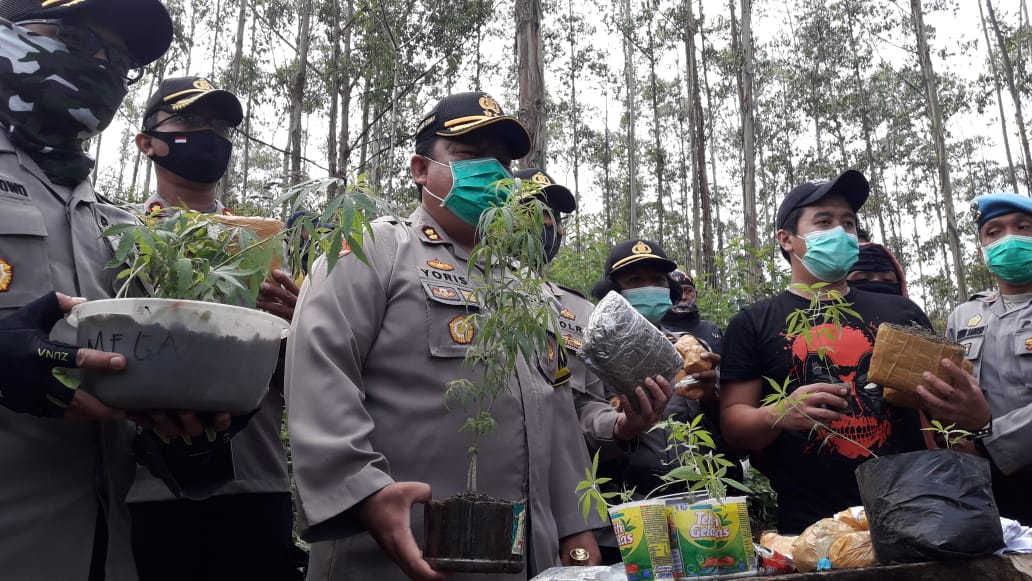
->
[174, 136, 188, 144]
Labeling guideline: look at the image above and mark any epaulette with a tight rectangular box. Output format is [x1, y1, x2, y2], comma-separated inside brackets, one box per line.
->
[969, 290, 996, 302]
[416, 223, 448, 244]
[372, 215, 408, 226]
[554, 283, 587, 299]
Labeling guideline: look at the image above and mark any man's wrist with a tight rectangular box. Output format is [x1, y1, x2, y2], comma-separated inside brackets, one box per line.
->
[967, 416, 993, 440]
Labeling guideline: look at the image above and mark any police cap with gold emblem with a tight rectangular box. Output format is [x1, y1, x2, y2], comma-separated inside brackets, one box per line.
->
[143, 76, 244, 128]
[604, 239, 677, 277]
[513, 167, 576, 214]
[0, 0, 173, 67]
[415, 91, 531, 159]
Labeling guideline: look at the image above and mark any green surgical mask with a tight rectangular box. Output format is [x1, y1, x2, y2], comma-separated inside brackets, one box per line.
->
[423, 156, 512, 226]
[983, 234, 1032, 284]
[621, 286, 672, 324]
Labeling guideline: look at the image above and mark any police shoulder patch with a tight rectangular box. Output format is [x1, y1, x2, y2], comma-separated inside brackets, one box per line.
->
[448, 315, 474, 344]
[338, 242, 352, 257]
[0, 257, 11, 292]
[967, 314, 983, 327]
[559, 307, 576, 321]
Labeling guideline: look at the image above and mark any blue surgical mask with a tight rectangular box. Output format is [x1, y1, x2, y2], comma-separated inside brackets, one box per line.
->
[423, 157, 512, 226]
[621, 286, 672, 324]
[795, 226, 859, 282]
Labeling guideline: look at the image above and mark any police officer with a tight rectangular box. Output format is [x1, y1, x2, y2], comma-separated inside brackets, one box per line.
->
[916, 192, 1032, 525]
[0, 0, 240, 578]
[128, 77, 303, 581]
[286, 92, 599, 580]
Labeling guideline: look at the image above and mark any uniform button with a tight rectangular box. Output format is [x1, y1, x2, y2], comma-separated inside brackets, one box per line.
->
[100, 216, 109, 226]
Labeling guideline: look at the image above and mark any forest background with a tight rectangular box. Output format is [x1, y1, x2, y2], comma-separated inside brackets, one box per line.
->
[86, 0, 1032, 331]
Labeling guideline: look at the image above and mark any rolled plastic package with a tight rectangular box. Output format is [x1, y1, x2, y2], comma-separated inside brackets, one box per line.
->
[578, 291, 683, 408]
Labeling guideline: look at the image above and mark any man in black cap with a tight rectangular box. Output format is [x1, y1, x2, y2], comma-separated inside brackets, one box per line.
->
[661, 270, 723, 353]
[719, 170, 932, 534]
[0, 0, 239, 578]
[917, 192, 1032, 524]
[128, 76, 304, 581]
[287, 93, 600, 580]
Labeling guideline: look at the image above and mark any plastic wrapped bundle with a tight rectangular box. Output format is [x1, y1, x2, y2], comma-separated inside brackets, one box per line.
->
[578, 291, 682, 406]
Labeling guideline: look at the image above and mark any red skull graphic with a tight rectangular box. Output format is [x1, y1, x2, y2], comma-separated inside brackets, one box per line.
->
[788, 323, 890, 459]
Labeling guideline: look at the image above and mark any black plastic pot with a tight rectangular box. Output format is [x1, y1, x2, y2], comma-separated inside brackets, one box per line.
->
[423, 493, 525, 574]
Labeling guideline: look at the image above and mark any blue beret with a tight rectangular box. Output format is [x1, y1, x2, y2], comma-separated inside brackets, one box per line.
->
[971, 193, 1032, 228]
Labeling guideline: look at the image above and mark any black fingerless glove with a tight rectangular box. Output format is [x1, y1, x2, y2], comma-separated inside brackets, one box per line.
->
[0, 292, 80, 417]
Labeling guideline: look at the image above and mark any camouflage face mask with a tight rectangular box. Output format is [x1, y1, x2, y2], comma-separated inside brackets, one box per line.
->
[0, 20, 128, 186]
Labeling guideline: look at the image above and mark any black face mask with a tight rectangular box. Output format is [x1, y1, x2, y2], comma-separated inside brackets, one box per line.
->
[543, 224, 562, 264]
[851, 280, 902, 296]
[146, 129, 233, 184]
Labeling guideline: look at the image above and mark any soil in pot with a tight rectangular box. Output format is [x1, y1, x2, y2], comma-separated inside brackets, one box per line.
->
[423, 492, 525, 574]
[79, 314, 280, 413]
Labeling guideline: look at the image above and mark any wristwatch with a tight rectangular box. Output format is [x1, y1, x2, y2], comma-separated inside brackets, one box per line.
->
[969, 417, 993, 440]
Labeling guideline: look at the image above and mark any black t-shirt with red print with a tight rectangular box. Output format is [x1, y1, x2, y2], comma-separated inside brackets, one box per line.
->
[721, 288, 931, 534]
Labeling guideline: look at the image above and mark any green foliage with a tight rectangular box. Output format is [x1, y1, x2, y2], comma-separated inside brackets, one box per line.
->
[443, 179, 561, 492]
[576, 414, 751, 522]
[744, 466, 778, 534]
[921, 419, 972, 449]
[274, 175, 394, 276]
[576, 450, 636, 524]
[104, 211, 275, 304]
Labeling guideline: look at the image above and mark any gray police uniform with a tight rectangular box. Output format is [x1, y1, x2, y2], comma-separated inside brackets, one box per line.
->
[0, 131, 140, 579]
[544, 283, 620, 446]
[287, 207, 594, 579]
[126, 195, 289, 503]
[948, 290, 1032, 523]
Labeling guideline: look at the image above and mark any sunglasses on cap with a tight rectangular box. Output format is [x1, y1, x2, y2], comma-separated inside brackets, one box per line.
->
[147, 113, 234, 138]
[18, 19, 142, 85]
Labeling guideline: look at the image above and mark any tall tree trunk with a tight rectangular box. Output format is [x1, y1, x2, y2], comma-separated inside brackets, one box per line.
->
[603, 91, 613, 232]
[622, 0, 638, 236]
[979, 0, 1019, 192]
[647, 14, 665, 245]
[90, 134, 102, 186]
[676, 103, 691, 266]
[218, 0, 248, 205]
[684, 0, 712, 275]
[699, 2, 725, 281]
[568, 0, 582, 250]
[288, 0, 314, 185]
[735, 0, 760, 287]
[516, 0, 546, 169]
[986, 0, 1032, 195]
[911, 0, 967, 301]
[327, 0, 341, 187]
[846, 11, 887, 243]
[337, 0, 354, 188]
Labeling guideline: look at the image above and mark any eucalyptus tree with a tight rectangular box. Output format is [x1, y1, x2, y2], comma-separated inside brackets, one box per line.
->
[985, 0, 1032, 195]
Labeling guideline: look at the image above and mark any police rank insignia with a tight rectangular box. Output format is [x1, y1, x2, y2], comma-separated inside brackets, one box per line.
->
[560, 308, 576, 321]
[448, 315, 474, 344]
[0, 257, 11, 292]
[427, 258, 454, 271]
[547, 341, 555, 362]
[967, 314, 983, 327]
[421, 225, 442, 241]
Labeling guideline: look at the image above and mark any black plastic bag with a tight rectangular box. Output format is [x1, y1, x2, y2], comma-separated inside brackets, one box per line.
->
[855, 449, 1004, 564]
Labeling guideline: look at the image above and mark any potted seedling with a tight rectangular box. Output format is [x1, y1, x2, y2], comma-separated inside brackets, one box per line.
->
[421, 181, 561, 573]
[578, 414, 754, 580]
[71, 178, 383, 413]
